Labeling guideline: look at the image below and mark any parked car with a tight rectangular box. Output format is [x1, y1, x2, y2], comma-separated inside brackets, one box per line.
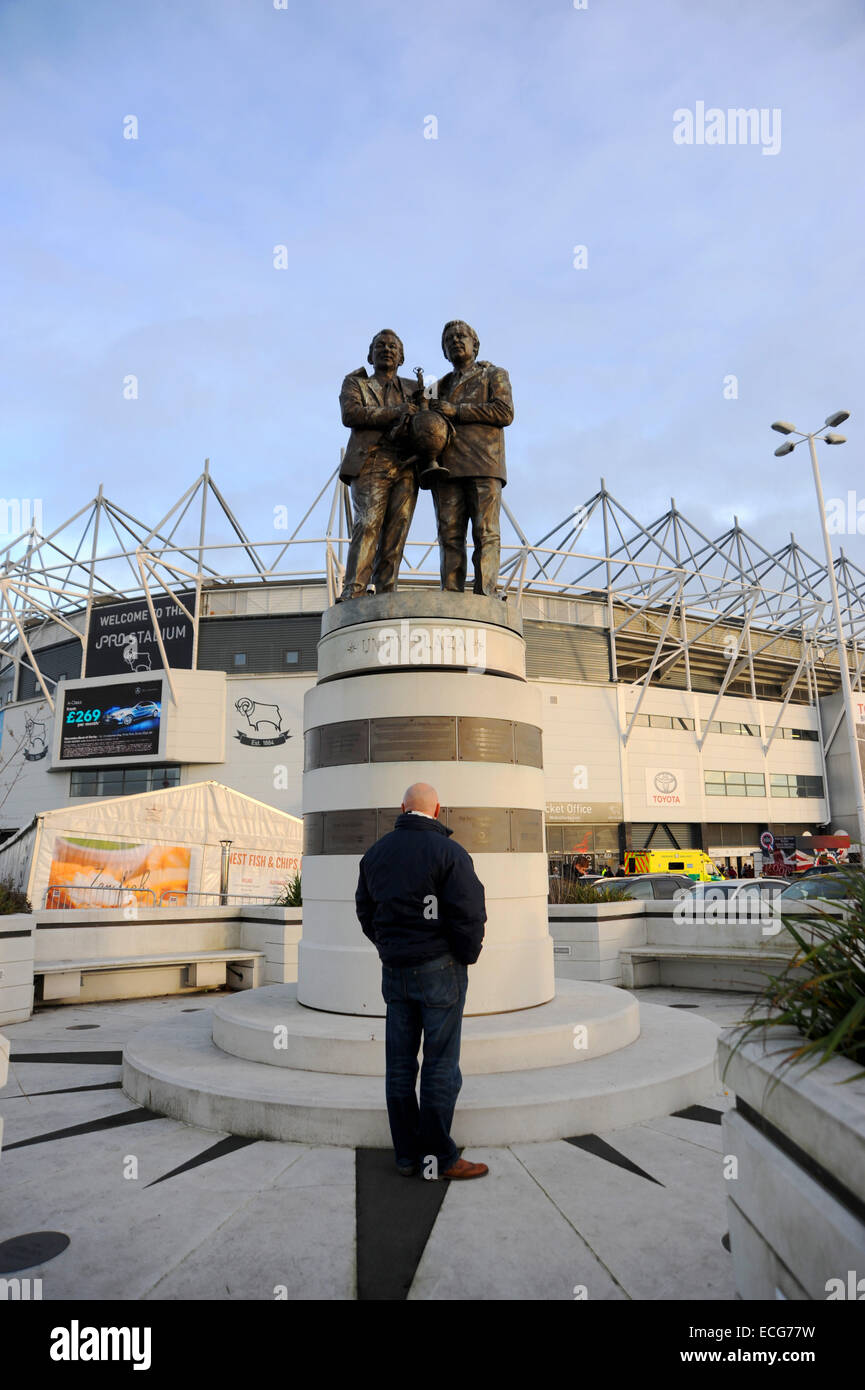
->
[682, 878, 786, 902]
[105, 700, 160, 727]
[596, 873, 693, 901]
[777, 873, 851, 901]
[677, 877, 786, 920]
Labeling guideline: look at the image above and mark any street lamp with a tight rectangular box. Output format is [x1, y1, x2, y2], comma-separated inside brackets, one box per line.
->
[769, 411, 865, 854]
[219, 839, 233, 906]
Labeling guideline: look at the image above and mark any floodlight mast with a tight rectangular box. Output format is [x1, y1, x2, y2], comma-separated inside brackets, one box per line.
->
[770, 410, 865, 855]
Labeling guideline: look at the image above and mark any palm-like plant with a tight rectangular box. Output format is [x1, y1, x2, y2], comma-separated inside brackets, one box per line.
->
[722, 866, 865, 1083]
[274, 872, 302, 907]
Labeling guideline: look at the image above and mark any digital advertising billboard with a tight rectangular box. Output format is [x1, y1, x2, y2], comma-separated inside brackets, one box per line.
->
[59, 679, 164, 761]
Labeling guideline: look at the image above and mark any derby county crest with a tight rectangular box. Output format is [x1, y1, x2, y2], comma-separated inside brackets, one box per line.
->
[23, 711, 49, 760]
[234, 697, 292, 747]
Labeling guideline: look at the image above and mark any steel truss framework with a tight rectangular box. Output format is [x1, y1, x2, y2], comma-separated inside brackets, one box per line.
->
[2, 465, 864, 762]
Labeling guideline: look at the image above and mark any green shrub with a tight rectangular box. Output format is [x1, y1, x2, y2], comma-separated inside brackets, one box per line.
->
[0, 881, 31, 914]
[274, 872, 302, 907]
[723, 866, 865, 1082]
[548, 877, 633, 905]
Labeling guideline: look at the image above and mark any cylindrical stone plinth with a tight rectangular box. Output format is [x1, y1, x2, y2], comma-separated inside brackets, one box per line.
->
[297, 591, 554, 1016]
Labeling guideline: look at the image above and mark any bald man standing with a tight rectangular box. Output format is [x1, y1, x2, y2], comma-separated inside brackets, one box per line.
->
[356, 783, 488, 1180]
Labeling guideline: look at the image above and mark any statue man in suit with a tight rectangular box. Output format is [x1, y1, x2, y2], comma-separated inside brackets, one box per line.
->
[337, 329, 419, 603]
[428, 321, 513, 596]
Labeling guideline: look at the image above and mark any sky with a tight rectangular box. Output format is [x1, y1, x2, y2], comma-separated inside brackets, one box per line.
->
[1, 0, 864, 582]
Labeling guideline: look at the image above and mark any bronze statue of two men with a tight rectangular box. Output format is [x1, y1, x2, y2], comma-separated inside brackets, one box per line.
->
[337, 321, 513, 602]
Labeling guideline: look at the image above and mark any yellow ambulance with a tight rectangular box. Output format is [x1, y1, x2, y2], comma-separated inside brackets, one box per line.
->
[624, 849, 721, 881]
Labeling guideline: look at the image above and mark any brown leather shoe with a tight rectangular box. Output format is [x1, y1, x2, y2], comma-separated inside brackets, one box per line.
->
[440, 1157, 489, 1180]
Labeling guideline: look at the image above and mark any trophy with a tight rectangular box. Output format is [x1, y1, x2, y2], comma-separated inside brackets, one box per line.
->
[407, 367, 451, 486]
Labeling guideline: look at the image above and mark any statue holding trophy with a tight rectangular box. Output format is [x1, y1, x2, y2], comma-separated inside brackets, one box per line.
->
[337, 321, 513, 601]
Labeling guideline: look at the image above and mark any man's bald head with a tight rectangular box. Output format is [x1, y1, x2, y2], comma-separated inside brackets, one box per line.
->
[402, 782, 440, 817]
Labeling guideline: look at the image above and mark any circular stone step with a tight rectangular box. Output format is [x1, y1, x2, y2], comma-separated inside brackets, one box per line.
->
[122, 1002, 720, 1148]
[210, 980, 640, 1075]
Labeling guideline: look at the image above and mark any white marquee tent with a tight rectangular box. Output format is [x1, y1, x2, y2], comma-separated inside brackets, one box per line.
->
[0, 780, 302, 910]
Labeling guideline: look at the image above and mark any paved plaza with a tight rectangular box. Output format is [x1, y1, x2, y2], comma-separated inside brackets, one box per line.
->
[0, 987, 751, 1301]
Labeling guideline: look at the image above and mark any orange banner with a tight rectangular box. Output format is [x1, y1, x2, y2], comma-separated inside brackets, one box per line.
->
[45, 835, 192, 909]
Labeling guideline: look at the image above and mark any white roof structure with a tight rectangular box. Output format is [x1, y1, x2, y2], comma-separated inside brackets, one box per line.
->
[1, 462, 864, 720]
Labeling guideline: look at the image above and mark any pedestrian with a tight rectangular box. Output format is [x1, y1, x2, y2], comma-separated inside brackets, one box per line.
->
[356, 782, 489, 1181]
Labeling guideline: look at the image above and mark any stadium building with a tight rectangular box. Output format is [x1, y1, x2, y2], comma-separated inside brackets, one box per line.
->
[1, 463, 864, 903]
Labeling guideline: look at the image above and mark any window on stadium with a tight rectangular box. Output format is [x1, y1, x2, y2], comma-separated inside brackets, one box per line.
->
[70, 765, 181, 798]
[631, 714, 695, 730]
[704, 770, 766, 797]
[703, 721, 818, 741]
[770, 773, 825, 798]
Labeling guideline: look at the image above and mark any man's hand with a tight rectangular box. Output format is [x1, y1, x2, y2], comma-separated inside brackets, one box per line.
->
[431, 399, 457, 420]
[371, 405, 407, 428]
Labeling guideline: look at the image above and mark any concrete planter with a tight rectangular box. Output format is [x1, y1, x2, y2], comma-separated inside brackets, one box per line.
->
[0, 912, 34, 1025]
[718, 1028, 865, 1300]
[548, 902, 646, 985]
[240, 905, 302, 985]
[0, 1029, 8, 1154]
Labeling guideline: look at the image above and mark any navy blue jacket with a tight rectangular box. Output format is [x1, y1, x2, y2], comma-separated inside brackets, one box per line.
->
[356, 812, 486, 967]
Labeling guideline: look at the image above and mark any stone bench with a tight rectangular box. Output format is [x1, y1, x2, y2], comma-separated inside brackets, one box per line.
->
[36, 949, 265, 1003]
[619, 944, 799, 992]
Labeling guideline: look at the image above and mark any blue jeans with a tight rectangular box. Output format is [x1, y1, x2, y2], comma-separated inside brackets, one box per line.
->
[381, 953, 469, 1172]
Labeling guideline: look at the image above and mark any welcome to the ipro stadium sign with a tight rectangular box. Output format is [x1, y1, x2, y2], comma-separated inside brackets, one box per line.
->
[85, 592, 196, 677]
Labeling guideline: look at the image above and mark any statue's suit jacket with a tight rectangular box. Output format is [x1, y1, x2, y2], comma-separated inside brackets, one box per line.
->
[435, 360, 513, 484]
[339, 369, 416, 484]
